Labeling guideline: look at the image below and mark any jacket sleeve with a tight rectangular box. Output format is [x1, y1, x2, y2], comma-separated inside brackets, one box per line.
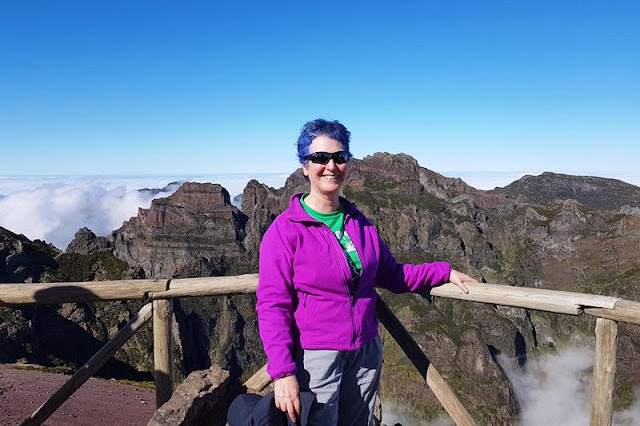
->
[375, 234, 451, 293]
[256, 219, 298, 380]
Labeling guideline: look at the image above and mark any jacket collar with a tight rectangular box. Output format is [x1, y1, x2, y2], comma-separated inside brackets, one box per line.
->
[286, 192, 361, 223]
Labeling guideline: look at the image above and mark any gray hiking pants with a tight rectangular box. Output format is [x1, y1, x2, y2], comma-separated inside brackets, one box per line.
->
[295, 336, 383, 426]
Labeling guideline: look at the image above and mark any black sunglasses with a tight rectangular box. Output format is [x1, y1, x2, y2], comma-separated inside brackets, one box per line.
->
[304, 151, 351, 165]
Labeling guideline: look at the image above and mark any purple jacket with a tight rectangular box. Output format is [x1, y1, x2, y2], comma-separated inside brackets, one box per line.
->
[257, 193, 451, 380]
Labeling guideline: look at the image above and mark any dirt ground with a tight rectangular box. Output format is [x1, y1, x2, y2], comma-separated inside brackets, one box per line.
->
[0, 365, 156, 426]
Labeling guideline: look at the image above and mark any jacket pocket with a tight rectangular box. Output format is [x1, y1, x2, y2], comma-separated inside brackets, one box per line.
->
[294, 292, 309, 344]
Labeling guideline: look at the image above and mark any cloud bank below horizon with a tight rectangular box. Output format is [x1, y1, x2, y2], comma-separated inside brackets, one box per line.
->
[0, 179, 181, 250]
[1, 169, 639, 252]
[0, 173, 289, 250]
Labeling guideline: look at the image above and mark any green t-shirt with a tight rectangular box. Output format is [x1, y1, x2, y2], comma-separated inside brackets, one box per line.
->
[300, 195, 362, 283]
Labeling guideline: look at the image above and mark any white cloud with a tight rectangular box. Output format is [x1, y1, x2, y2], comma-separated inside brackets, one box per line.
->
[0, 173, 289, 198]
[498, 347, 640, 426]
[0, 173, 290, 251]
[0, 179, 180, 250]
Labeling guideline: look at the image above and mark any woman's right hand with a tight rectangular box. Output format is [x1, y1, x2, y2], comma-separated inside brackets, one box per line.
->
[274, 374, 301, 423]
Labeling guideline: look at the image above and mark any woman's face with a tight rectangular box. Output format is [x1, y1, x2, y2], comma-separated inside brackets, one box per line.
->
[302, 135, 349, 198]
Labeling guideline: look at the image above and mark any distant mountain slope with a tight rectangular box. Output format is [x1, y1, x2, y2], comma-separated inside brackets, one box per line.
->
[489, 171, 640, 210]
[0, 227, 59, 283]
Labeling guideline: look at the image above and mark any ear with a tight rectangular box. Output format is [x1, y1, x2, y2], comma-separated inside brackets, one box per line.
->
[302, 163, 309, 177]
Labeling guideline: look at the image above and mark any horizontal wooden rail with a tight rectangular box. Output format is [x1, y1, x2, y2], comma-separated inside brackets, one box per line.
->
[428, 282, 619, 315]
[4, 278, 638, 326]
[584, 300, 640, 326]
[0, 279, 167, 306]
[150, 274, 260, 299]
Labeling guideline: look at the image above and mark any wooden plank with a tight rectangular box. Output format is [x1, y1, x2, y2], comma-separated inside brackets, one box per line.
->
[1, 277, 623, 317]
[376, 297, 477, 426]
[151, 274, 259, 299]
[153, 299, 174, 408]
[590, 318, 618, 426]
[0, 280, 167, 306]
[428, 282, 620, 315]
[585, 300, 640, 326]
[23, 303, 153, 426]
[244, 364, 271, 393]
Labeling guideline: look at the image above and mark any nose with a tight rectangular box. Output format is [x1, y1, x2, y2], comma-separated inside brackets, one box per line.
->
[325, 159, 338, 170]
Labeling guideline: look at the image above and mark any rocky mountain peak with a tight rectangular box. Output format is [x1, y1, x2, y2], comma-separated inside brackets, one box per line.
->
[490, 171, 640, 210]
[112, 182, 248, 278]
[163, 182, 232, 214]
[240, 180, 277, 213]
[357, 152, 421, 177]
[65, 227, 112, 255]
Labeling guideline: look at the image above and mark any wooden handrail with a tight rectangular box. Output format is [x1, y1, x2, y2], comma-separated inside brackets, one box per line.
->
[428, 282, 619, 314]
[3, 276, 639, 426]
[4, 278, 638, 326]
[151, 274, 260, 299]
[0, 279, 167, 305]
[584, 300, 640, 326]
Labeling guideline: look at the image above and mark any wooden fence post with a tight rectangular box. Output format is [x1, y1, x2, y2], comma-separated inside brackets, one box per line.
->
[590, 318, 618, 426]
[153, 298, 174, 407]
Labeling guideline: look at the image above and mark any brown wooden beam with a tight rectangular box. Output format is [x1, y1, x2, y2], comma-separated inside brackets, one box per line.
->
[376, 296, 476, 426]
[153, 299, 174, 408]
[590, 318, 618, 426]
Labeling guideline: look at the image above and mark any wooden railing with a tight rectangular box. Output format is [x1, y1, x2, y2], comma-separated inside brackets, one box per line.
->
[2, 275, 640, 426]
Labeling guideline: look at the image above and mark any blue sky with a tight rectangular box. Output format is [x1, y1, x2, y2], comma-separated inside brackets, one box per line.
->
[1, 1, 639, 176]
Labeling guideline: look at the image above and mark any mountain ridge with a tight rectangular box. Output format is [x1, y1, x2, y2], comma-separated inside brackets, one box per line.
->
[489, 170, 640, 210]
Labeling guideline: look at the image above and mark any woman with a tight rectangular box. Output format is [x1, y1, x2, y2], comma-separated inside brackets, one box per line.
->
[257, 119, 476, 425]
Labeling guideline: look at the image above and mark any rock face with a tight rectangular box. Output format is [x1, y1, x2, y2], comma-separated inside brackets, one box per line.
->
[111, 182, 270, 383]
[2, 153, 640, 425]
[148, 365, 243, 426]
[0, 227, 150, 379]
[0, 227, 59, 284]
[65, 227, 112, 255]
[113, 183, 250, 278]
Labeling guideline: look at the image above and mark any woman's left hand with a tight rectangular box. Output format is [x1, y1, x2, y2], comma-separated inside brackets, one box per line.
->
[449, 269, 478, 294]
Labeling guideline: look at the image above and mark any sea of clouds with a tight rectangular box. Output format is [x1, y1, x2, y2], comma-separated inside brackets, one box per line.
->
[1, 171, 638, 252]
[0, 173, 288, 250]
[382, 347, 640, 425]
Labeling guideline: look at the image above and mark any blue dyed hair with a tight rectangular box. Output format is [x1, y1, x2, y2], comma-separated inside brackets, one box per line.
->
[296, 119, 352, 164]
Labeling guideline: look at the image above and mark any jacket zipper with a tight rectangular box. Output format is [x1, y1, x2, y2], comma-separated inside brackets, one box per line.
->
[323, 227, 355, 302]
[322, 226, 357, 347]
